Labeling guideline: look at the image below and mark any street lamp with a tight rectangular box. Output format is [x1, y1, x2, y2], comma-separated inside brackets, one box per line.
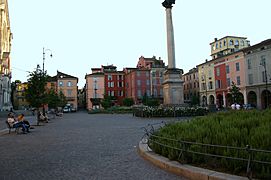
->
[260, 60, 269, 108]
[43, 47, 53, 74]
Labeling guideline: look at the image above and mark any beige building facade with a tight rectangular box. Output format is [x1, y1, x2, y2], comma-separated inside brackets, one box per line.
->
[210, 36, 250, 59]
[85, 69, 104, 110]
[0, 0, 12, 111]
[243, 39, 271, 109]
[55, 71, 78, 109]
[197, 60, 216, 106]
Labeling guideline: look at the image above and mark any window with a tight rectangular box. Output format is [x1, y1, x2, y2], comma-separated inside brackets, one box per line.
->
[107, 82, 110, 87]
[59, 81, 63, 87]
[241, 40, 244, 46]
[118, 75, 123, 80]
[137, 80, 141, 86]
[236, 62, 240, 71]
[118, 82, 123, 87]
[111, 82, 114, 87]
[146, 90, 150, 96]
[154, 89, 157, 96]
[216, 67, 220, 76]
[137, 90, 141, 97]
[159, 72, 163, 77]
[67, 81, 72, 87]
[160, 88, 163, 96]
[111, 91, 114, 96]
[229, 39, 233, 45]
[237, 76, 241, 85]
[146, 80, 150, 86]
[260, 55, 266, 66]
[67, 89, 72, 97]
[216, 80, 222, 88]
[248, 74, 253, 85]
[108, 75, 112, 81]
[137, 71, 141, 77]
[224, 40, 227, 46]
[227, 78, 231, 87]
[118, 91, 123, 96]
[247, 59, 251, 69]
[208, 81, 213, 89]
[235, 40, 239, 46]
[202, 83, 206, 90]
[208, 70, 212, 77]
[226, 65, 230, 74]
[219, 41, 222, 48]
[216, 43, 218, 49]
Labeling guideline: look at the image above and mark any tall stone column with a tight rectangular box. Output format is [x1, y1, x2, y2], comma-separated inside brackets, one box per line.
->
[162, 0, 184, 105]
[166, 8, 176, 69]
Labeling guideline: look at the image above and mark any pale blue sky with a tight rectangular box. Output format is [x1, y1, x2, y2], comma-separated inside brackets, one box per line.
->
[9, 0, 270, 88]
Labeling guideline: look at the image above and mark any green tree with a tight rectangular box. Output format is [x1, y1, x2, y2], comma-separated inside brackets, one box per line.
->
[228, 82, 243, 104]
[122, 98, 134, 107]
[11, 80, 21, 110]
[25, 66, 48, 109]
[47, 89, 60, 109]
[190, 95, 200, 106]
[58, 91, 67, 107]
[101, 95, 113, 109]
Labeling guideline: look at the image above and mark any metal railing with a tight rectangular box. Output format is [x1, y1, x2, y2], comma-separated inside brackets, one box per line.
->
[141, 122, 271, 180]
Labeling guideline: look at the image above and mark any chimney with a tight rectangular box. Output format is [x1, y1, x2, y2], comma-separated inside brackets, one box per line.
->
[214, 38, 218, 42]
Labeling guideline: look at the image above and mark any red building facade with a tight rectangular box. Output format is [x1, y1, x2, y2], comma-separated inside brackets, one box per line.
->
[214, 60, 227, 108]
[103, 65, 125, 105]
[124, 68, 150, 104]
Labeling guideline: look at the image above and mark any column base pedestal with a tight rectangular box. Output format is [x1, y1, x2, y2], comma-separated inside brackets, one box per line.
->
[163, 68, 184, 105]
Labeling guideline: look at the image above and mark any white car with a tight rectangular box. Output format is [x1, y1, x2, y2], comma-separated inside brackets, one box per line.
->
[63, 107, 70, 113]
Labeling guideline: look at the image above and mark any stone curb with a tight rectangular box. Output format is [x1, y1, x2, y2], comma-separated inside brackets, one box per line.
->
[138, 140, 248, 180]
[0, 128, 9, 136]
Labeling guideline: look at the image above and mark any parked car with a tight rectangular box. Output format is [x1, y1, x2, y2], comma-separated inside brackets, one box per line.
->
[63, 106, 70, 113]
[71, 107, 77, 112]
[243, 104, 256, 110]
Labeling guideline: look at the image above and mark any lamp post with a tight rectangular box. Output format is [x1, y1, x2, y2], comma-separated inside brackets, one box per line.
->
[42, 47, 53, 74]
[260, 60, 268, 108]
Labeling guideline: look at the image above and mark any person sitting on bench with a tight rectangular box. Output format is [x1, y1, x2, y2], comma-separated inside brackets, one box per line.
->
[17, 113, 34, 129]
[38, 111, 49, 123]
[7, 113, 30, 133]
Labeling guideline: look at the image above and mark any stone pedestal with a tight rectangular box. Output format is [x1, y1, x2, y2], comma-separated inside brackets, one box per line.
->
[163, 69, 184, 105]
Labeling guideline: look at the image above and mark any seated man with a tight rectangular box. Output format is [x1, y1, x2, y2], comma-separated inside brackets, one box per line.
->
[38, 111, 49, 123]
[7, 113, 30, 133]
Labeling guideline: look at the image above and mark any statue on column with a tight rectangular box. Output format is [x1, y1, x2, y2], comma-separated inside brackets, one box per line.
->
[162, 0, 175, 8]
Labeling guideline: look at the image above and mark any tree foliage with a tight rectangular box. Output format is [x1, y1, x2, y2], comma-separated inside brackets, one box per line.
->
[228, 82, 243, 104]
[25, 66, 48, 108]
[122, 98, 134, 107]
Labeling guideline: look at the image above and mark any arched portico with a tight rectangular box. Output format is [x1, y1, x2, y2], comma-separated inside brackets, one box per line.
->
[216, 94, 223, 108]
[247, 91, 257, 107]
[209, 95, 215, 105]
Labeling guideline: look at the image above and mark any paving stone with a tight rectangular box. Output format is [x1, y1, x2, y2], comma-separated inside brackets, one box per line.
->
[0, 112, 186, 180]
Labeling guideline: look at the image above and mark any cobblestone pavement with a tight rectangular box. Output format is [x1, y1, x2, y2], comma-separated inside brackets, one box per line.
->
[0, 112, 186, 180]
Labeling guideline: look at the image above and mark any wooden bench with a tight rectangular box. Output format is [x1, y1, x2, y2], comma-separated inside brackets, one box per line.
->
[5, 121, 20, 134]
